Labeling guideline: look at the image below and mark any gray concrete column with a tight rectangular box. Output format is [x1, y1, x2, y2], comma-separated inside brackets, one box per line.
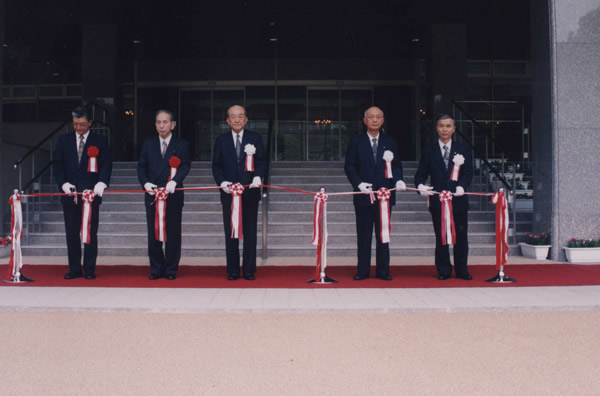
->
[548, 0, 600, 259]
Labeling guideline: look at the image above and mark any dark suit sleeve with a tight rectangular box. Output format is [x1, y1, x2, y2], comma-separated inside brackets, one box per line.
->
[212, 135, 225, 186]
[53, 135, 68, 189]
[252, 133, 266, 180]
[97, 135, 112, 187]
[389, 138, 403, 183]
[137, 140, 151, 187]
[456, 146, 473, 190]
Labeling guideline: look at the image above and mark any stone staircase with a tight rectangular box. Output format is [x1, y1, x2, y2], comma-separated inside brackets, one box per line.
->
[21, 161, 531, 257]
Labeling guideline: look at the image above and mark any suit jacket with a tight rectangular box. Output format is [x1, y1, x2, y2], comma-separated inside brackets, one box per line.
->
[212, 130, 266, 204]
[344, 133, 403, 207]
[137, 135, 191, 208]
[53, 132, 112, 206]
[414, 140, 473, 214]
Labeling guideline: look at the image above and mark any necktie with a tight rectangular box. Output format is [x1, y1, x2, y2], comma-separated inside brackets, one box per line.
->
[161, 141, 167, 159]
[372, 138, 378, 161]
[443, 144, 449, 168]
[78, 135, 85, 163]
[235, 134, 241, 160]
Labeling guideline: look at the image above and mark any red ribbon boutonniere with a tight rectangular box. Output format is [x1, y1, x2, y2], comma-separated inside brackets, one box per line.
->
[168, 156, 181, 181]
[87, 146, 99, 173]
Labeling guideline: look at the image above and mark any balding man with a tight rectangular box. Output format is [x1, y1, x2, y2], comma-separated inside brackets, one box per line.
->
[344, 106, 406, 280]
[212, 105, 265, 280]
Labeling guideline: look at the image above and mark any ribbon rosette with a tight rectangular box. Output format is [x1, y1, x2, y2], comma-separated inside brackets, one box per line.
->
[154, 188, 169, 242]
[7, 192, 23, 280]
[439, 191, 456, 245]
[377, 188, 392, 244]
[450, 154, 464, 182]
[312, 190, 329, 280]
[244, 144, 256, 172]
[168, 156, 181, 181]
[230, 183, 245, 239]
[87, 146, 99, 173]
[383, 150, 394, 179]
[492, 191, 509, 270]
[80, 190, 95, 245]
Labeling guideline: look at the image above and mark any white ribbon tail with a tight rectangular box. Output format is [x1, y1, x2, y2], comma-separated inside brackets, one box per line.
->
[10, 195, 23, 278]
[379, 200, 390, 244]
[231, 195, 242, 239]
[158, 200, 166, 242]
[80, 200, 92, 244]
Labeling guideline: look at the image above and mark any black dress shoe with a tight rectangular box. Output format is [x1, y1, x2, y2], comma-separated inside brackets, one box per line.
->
[85, 274, 96, 280]
[457, 274, 473, 280]
[64, 273, 82, 280]
[437, 274, 450, 280]
[149, 274, 162, 280]
[243, 274, 255, 280]
[19, 274, 34, 282]
[228, 274, 239, 280]
[165, 274, 176, 280]
[376, 274, 393, 281]
[353, 274, 369, 280]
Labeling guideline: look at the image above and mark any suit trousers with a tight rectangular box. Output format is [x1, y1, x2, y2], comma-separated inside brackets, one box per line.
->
[62, 201, 100, 276]
[145, 202, 183, 276]
[430, 209, 469, 277]
[354, 203, 391, 278]
[221, 197, 259, 276]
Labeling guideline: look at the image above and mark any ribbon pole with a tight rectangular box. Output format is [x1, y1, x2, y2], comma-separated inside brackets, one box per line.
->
[486, 189, 516, 283]
[4, 190, 33, 283]
[308, 188, 337, 284]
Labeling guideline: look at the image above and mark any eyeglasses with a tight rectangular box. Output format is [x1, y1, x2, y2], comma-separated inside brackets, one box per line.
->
[367, 115, 383, 120]
[73, 122, 89, 127]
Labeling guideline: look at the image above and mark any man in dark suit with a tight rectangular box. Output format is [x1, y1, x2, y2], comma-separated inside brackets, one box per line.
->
[344, 106, 406, 281]
[212, 105, 265, 280]
[53, 106, 112, 279]
[137, 110, 191, 280]
[414, 114, 474, 280]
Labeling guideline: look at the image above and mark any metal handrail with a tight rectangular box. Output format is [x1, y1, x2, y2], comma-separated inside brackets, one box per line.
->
[261, 119, 274, 262]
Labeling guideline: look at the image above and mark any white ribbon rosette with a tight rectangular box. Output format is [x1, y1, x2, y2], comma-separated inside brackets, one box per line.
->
[244, 144, 256, 172]
[450, 154, 465, 181]
[383, 150, 394, 179]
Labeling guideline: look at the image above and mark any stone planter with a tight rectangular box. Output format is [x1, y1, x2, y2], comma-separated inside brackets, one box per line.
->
[564, 247, 600, 264]
[519, 243, 550, 260]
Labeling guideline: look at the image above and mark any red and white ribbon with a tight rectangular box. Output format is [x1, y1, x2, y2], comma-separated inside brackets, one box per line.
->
[383, 150, 394, 179]
[154, 187, 169, 242]
[244, 144, 256, 172]
[377, 188, 392, 244]
[439, 190, 456, 245]
[168, 156, 181, 181]
[492, 191, 510, 270]
[80, 190, 95, 244]
[312, 190, 328, 280]
[230, 183, 244, 239]
[450, 154, 464, 181]
[87, 146, 99, 173]
[7, 191, 23, 280]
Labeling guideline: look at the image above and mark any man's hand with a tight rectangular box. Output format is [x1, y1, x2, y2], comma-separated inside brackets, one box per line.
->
[221, 181, 232, 194]
[62, 182, 76, 195]
[417, 184, 434, 197]
[93, 182, 107, 197]
[454, 186, 465, 197]
[166, 180, 177, 194]
[395, 180, 407, 191]
[358, 182, 373, 194]
[144, 182, 157, 196]
[249, 176, 261, 189]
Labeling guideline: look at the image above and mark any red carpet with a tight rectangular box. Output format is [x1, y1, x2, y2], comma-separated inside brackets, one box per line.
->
[2, 264, 600, 288]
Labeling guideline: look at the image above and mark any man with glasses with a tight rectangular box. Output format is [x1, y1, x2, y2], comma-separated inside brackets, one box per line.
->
[53, 106, 112, 279]
[212, 105, 265, 280]
[344, 106, 406, 281]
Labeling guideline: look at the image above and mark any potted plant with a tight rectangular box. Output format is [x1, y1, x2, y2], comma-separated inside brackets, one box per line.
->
[564, 238, 600, 264]
[519, 232, 551, 260]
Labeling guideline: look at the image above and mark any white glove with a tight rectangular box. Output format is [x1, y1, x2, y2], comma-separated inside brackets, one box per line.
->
[166, 180, 177, 194]
[395, 180, 407, 191]
[62, 182, 76, 194]
[454, 186, 465, 197]
[358, 182, 373, 194]
[93, 182, 107, 197]
[221, 181, 232, 194]
[249, 176, 261, 189]
[144, 182, 157, 196]
[417, 184, 434, 197]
